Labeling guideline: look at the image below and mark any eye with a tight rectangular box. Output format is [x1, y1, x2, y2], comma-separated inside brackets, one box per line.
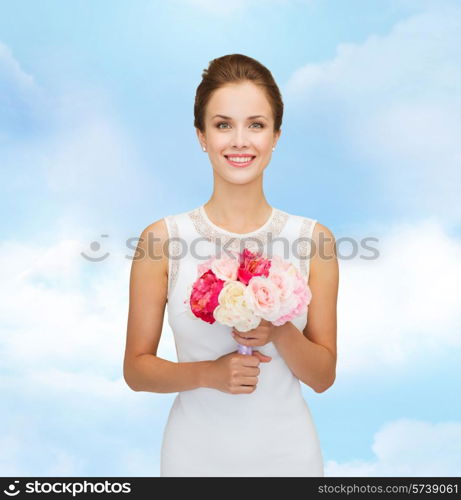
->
[216, 121, 264, 129]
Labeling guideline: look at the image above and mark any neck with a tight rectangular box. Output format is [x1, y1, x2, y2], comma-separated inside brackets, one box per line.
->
[204, 176, 272, 231]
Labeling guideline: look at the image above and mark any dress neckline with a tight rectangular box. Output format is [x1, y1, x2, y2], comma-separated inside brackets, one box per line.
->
[199, 204, 276, 237]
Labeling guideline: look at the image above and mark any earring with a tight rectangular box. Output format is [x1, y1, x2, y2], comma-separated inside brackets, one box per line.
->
[272, 147, 275, 151]
[203, 147, 206, 152]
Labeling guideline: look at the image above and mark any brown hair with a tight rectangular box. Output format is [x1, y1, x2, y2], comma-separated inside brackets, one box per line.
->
[194, 53, 283, 133]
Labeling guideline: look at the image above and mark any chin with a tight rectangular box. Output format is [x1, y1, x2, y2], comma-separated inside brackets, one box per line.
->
[222, 171, 264, 185]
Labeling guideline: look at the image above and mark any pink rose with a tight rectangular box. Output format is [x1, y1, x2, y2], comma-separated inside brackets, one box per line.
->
[197, 250, 240, 278]
[190, 269, 225, 324]
[244, 276, 281, 321]
[272, 269, 312, 326]
[211, 256, 240, 281]
[268, 268, 296, 304]
[237, 248, 272, 285]
[197, 256, 216, 276]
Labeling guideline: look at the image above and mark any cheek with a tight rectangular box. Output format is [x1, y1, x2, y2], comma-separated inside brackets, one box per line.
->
[254, 134, 273, 152]
[208, 133, 228, 152]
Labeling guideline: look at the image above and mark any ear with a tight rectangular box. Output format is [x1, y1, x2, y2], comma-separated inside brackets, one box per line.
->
[196, 127, 206, 149]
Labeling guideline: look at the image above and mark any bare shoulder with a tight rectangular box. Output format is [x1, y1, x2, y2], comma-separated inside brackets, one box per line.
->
[140, 217, 169, 243]
[311, 221, 337, 271]
[312, 220, 336, 245]
[133, 217, 170, 270]
[127, 217, 171, 309]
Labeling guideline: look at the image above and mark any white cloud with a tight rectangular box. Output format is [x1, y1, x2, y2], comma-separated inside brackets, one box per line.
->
[0, 384, 172, 476]
[117, 447, 161, 477]
[337, 217, 461, 374]
[285, 4, 461, 221]
[0, 413, 87, 476]
[0, 41, 49, 140]
[326, 418, 461, 476]
[0, 41, 37, 91]
[0, 236, 178, 476]
[0, 237, 177, 380]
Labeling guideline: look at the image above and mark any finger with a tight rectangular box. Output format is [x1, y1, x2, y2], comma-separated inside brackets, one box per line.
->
[236, 385, 256, 394]
[253, 351, 272, 363]
[238, 376, 258, 386]
[233, 327, 250, 335]
[232, 332, 261, 346]
[243, 366, 260, 376]
[232, 330, 256, 340]
[233, 327, 259, 336]
[240, 355, 260, 367]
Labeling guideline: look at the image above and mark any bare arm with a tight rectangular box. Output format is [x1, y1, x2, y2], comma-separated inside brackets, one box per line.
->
[272, 222, 339, 393]
[123, 218, 211, 393]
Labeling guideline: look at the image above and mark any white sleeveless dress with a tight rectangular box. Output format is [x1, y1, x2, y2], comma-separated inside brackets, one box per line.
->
[161, 204, 324, 477]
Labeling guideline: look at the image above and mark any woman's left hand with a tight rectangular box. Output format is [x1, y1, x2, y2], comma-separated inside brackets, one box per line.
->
[232, 319, 279, 347]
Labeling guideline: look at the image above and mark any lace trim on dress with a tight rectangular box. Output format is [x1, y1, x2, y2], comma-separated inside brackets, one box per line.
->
[188, 207, 289, 254]
[299, 217, 317, 278]
[165, 215, 181, 297]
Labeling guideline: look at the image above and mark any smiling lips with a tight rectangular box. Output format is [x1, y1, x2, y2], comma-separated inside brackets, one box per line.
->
[225, 155, 256, 168]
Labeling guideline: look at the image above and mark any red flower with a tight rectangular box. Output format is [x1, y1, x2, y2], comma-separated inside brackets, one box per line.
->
[237, 248, 272, 286]
[189, 269, 225, 324]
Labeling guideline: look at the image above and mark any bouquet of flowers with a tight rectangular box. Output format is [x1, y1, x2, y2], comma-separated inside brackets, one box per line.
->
[186, 248, 312, 355]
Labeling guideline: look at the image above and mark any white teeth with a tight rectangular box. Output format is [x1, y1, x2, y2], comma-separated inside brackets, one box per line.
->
[227, 156, 254, 163]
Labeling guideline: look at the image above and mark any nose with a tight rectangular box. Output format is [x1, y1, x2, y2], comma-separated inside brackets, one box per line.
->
[231, 125, 250, 150]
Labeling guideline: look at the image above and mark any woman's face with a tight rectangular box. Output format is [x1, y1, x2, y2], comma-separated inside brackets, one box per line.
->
[197, 81, 281, 184]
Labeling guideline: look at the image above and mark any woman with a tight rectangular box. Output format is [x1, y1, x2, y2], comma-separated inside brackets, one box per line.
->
[123, 54, 338, 477]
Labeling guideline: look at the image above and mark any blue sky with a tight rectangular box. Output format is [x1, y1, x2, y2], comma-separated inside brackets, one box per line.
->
[1, 0, 460, 476]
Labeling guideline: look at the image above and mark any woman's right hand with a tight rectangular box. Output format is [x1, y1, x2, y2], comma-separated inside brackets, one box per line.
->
[203, 350, 272, 394]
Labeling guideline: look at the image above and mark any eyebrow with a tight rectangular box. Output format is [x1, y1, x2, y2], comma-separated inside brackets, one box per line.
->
[211, 114, 268, 120]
